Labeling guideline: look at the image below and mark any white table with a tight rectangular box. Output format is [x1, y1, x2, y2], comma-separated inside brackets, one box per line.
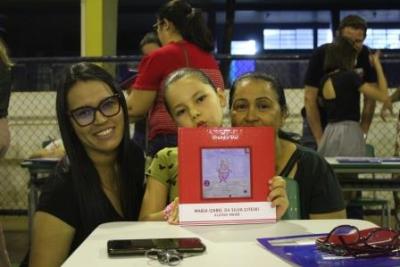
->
[62, 219, 376, 267]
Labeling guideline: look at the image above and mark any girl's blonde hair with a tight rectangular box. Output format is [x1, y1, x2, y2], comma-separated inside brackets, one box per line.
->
[0, 38, 14, 69]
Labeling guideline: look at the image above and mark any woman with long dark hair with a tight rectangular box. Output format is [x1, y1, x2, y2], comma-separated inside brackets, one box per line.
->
[29, 63, 144, 267]
[318, 36, 389, 157]
[127, 0, 224, 157]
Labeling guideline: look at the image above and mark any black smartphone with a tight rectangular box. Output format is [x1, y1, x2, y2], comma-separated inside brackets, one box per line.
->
[107, 237, 206, 256]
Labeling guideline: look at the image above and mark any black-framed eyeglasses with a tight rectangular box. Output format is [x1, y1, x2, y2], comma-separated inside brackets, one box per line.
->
[68, 94, 121, 127]
[316, 224, 400, 258]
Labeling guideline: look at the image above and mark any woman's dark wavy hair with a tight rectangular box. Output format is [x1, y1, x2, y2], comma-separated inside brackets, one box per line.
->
[324, 36, 358, 73]
[157, 0, 214, 52]
[230, 72, 299, 143]
[56, 63, 144, 233]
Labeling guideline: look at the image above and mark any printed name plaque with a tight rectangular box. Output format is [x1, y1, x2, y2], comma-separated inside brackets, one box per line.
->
[178, 127, 276, 225]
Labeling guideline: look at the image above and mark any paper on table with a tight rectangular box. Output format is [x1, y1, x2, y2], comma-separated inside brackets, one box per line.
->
[257, 234, 400, 267]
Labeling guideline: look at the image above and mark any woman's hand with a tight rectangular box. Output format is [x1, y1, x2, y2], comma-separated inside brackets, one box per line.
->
[267, 176, 289, 220]
[369, 50, 382, 68]
[164, 197, 180, 225]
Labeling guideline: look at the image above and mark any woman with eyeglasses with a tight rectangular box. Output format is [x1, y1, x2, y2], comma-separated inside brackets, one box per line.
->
[29, 63, 145, 267]
[127, 0, 224, 158]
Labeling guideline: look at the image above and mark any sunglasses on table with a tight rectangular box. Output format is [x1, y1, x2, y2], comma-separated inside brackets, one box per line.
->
[316, 224, 400, 258]
[68, 94, 121, 127]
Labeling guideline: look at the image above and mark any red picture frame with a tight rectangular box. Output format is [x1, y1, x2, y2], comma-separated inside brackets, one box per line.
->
[178, 127, 275, 204]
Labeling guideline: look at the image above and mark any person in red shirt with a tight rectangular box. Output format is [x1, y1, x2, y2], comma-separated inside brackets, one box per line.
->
[127, 0, 224, 157]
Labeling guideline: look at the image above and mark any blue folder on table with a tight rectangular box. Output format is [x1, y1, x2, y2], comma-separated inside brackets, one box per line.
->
[257, 234, 400, 267]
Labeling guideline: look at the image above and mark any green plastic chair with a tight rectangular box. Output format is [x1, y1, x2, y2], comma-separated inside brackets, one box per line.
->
[365, 143, 375, 157]
[281, 177, 301, 220]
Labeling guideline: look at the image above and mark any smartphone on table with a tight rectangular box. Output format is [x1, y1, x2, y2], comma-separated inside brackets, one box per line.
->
[107, 237, 206, 257]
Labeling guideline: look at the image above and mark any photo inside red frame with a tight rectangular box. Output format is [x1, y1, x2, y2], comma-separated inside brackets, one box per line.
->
[178, 127, 275, 204]
[201, 147, 251, 199]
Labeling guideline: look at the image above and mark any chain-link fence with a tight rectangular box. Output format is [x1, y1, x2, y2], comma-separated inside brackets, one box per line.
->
[1, 55, 400, 214]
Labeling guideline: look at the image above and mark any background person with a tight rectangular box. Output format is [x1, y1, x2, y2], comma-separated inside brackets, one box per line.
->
[139, 68, 288, 223]
[140, 31, 162, 56]
[132, 32, 162, 154]
[302, 15, 380, 150]
[317, 37, 389, 157]
[127, 0, 224, 157]
[230, 72, 346, 219]
[382, 89, 400, 159]
[0, 37, 13, 158]
[0, 37, 13, 267]
[29, 63, 145, 267]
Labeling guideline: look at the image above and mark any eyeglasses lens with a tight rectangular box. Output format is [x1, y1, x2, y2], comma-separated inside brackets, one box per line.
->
[71, 95, 120, 126]
[72, 108, 94, 126]
[100, 96, 120, 117]
[329, 225, 359, 245]
[366, 229, 397, 247]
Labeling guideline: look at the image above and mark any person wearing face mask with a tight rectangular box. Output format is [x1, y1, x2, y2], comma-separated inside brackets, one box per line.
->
[139, 68, 288, 223]
[230, 72, 346, 220]
[302, 15, 383, 150]
[28, 63, 145, 267]
[127, 0, 224, 158]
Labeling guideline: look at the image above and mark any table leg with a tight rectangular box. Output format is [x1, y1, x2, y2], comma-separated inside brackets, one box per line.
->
[28, 174, 39, 244]
[393, 191, 400, 229]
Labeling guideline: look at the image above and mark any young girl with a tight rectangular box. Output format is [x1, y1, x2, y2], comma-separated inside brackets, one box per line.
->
[139, 68, 288, 223]
[230, 72, 346, 219]
[318, 36, 389, 157]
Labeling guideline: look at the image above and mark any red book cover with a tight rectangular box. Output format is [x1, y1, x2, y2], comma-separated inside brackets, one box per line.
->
[178, 127, 275, 204]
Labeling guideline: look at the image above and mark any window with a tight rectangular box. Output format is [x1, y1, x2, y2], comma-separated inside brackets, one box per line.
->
[230, 40, 256, 83]
[365, 29, 400, 49]
[231, 40, 257, 55]
[317, 29, 333, 46]
[263, 29, 313, 49]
